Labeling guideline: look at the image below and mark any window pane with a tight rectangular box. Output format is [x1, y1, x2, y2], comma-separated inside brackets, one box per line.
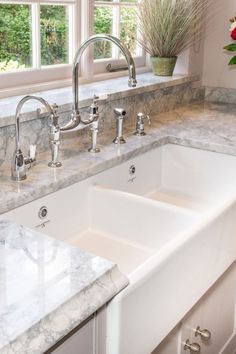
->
[120, 7, 137, 56]
[94, 7, 113, 59]
[0, 4, 32, 72]
[40, 5, 69, 66]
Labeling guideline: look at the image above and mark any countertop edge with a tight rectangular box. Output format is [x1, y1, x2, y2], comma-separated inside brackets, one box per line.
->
[1, 264, 128, 354]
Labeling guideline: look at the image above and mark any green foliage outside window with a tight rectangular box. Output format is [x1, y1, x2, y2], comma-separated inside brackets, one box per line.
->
[94, 6, 137, 59]
[40, 5, 68, 66]
[0, 4, 137, 71]
[0, 4, 68, 71]
[0, 4, 31, 71]
[94, 7, 113, 59]
[120, 7, 137, 56]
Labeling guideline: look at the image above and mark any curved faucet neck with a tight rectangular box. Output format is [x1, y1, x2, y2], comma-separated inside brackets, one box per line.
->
[15, 95, 55, 151]
[72, 34, 137, 115]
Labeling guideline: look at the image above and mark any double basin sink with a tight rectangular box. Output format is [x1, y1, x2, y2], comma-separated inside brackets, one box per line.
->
[3, 144, 236, 353]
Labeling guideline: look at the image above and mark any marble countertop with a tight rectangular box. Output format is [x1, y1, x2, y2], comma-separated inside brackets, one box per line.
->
[0, 220, 128, 354]
[1, 101, 236, 216]
[0, 73, 197, 127]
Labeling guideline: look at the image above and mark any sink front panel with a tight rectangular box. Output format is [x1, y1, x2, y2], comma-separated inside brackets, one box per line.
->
[105, 200, 236, 354]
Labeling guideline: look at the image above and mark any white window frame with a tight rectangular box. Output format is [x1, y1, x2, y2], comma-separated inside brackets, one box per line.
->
[0, 0, 78, 93]
[0, 0, 147, 96]
[93, 0, 145, 76]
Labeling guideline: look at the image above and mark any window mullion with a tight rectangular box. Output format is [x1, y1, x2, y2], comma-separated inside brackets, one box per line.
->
[68, 4, 75, 63]
[80, 0, 94, 80]
[112, 3, 120, 59]
[31, 3, 41, 69]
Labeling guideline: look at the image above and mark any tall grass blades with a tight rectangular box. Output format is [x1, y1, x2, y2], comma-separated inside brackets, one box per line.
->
[138, 0, 208, 57]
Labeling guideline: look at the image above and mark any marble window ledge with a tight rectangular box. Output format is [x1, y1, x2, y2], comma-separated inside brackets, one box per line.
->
[0, 73, 199, 128]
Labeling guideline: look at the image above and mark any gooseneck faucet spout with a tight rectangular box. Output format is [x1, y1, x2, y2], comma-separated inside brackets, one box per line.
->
[61, 34, 137, 132]
[12, 95, 61, 181]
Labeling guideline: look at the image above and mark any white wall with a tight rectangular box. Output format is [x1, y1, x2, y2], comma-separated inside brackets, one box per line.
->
[202, 0, 236, 88]
[173, 46, 205, 77]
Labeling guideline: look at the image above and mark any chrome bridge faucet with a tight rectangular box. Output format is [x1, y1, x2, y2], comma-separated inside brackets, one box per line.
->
[88, 95, 100, 153]
[12, 95, 61, 181]
[60, 34, 137, 132]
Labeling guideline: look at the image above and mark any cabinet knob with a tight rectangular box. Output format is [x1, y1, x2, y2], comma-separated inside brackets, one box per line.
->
[184, 339, 201, 352]
[195, 326, 211, 341]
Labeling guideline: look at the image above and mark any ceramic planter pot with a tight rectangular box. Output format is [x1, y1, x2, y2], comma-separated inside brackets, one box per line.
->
[150, 56, 177, 76]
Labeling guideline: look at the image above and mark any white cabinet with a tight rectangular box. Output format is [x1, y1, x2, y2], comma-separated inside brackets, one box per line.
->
[50, 317, 95, 354]
[151, 325, 180, 354]
[181, 263, 236, 354]
[153, 262, 236, 354]
[49, 263, 236, 354]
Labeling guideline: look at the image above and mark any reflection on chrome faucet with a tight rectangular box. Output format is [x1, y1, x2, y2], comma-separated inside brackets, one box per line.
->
[60, 34, 137, 132]
[12, 95, 61, 181]
[113, 108, 127, 144]
[88, 95, 100, 153]
[0, 220, 58, 265]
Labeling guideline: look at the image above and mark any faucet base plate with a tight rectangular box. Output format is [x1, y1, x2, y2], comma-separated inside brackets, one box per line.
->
[48, 161, 62, 168]
[88, 147, 101, 153]
[113, 137, 126, 144]
[134, 131, 146, 136]
[11, 174, 27, 182]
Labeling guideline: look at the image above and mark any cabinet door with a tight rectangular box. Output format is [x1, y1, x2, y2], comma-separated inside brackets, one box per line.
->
[50, 318, 95, 354]
[151, 325, 180, 354]
[181, 263, 236, 354]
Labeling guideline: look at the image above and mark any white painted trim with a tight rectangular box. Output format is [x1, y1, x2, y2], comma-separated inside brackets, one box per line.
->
[220, 332, 236, 354]
[113, 4, 120, 59]
[32, 3, 41, 68]
[0, 65, 72, 90]
[68, 4, 74, 63]
[0, 1, 75, 88]
[0, 66, 150, 99]
[93, 0, 146, 72]
[1, 0, 76, 3]
[0, 0, 147, 93]
[0, 78, 72, 99]
[80, 0, 94, 81]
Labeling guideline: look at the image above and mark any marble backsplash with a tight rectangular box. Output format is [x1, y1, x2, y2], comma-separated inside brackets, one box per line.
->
[205, 86, 236, 104]
[0, 79, 204, 166]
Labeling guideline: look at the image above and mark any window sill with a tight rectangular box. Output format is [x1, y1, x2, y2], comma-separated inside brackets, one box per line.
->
[0, 72, 199, 128]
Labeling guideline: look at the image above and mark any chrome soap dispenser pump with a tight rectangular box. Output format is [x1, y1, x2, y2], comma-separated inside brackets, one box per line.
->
[134, 112, 151, 136]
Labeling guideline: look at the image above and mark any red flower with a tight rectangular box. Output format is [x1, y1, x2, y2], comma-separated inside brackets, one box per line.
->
[231, 27, 236, 40]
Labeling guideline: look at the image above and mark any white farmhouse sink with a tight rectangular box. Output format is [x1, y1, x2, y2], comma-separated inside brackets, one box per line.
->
[2, 183, 199, 276]
[3, 144, 236, 354]
[94, 144, 236, 212]
[70, 186, 199, 275]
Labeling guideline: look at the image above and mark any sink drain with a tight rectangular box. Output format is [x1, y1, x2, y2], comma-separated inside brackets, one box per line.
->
[38, 206, 48, 219]
[129, 165, 136, 175]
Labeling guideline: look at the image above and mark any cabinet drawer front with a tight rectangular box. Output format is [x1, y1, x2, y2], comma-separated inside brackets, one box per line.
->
[50, 319, 94, 354]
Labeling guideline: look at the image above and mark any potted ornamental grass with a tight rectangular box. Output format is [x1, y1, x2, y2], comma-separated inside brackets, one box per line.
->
[138, 0, 208, 76]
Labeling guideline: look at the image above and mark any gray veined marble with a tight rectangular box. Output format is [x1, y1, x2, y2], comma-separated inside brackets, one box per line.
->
[0, 73, 199, 122]
[0, 74, 202, 164]
[0, 220, 128, 354]
[1, 101, 236, 216]
[205, 86, 236, 104]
